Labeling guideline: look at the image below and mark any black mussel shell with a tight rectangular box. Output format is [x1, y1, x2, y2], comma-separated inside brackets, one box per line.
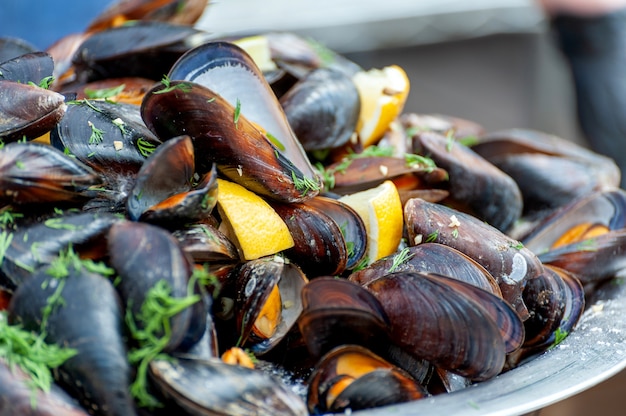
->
[413, 131, 523, 232]
[297, 277, 390, 360]
[307, 344, 427, 415]
[233, 256, 308, 355]
[127, 135, 217, 224]
[404, 197, 545, 320]
[0, 37, 38, 63]
[172, 221, 239, 264]
[8, 268, 137, 416]
[365, 271, 508, 381]
[149, 356, 308, 416]
[0, 51, 54, 84]
[167, 41, 320, 187]
[72, 21, 207, 83]
[0, 357, 89, 416]
[0, 80, 66, 142]
[0, 212, 120, 291]
[107, 221, 206, 353]
[141, 81, 320, 202]
[280, 67, 360, 151]
[50, 99, 161, 176]
[0, 142, 102, 205]
[349, 243, 501, 296]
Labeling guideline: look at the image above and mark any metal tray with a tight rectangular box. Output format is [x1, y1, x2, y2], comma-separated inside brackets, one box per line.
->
[356, 277, 626, 416]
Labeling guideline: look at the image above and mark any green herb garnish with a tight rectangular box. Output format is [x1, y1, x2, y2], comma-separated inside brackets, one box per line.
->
[291, 171, 320, 196]
[136, 137, 157, 157]
[445, 131, 455, 152]
[88, 121, 104, 144]
[28, 76, 54, 90]
[84, 84, 126, 100]
[425, 230, 439, 243]
[233, 98, 241, 129]
[509, 241, 524, 250]
[43, 218, 78, 231]
[266, 132, 285, 151]
[551, 327, 569, 348]
[388, 247, 414, 273]
[451, 228, 459, 239]
[0, 231, 13, 265]
[0, 208, 23, 228]
[405, 153, 437, 172]
[153, 75, 192, 95]
[112, 118, 126, 134]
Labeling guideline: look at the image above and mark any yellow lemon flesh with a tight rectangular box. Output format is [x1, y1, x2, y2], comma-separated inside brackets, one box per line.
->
[339, 180, 403, 264]
[352, 65, 410, 148]
[216, 179, 294, 260]
[232, 35, 278, 73]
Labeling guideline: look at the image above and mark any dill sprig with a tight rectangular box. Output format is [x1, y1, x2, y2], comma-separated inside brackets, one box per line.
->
[84, 84, 126, 100]
[126, 265, 218, 408]
[0, 312, 77, 394]
[291, 171, 320, 196]
[388, 247, 414, 273]
[136, 137, 157, 157]
[88, 121, 104, 144]
[153, 75, 192, 95]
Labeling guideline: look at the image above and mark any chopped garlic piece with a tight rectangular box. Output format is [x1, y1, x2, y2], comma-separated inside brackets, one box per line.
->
[379, 165, 389, 176]
[414, 234, 423, 245]
[448, 215, 461, 228]
[113, 141, 124, 151]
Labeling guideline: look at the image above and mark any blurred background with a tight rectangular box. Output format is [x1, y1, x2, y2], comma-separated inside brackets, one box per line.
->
[1, 1, 624, 414]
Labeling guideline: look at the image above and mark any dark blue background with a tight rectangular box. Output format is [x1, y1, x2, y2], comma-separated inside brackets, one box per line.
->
[1, 1, 112, 50]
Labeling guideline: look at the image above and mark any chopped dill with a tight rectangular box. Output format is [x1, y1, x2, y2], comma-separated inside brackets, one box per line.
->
[112, 118, 126, 134]
[136, 137, 157, 157]
[550, 327, 569, 348]
[291, 171, 320, 196]
[425, 229, 439, 243]
[509, 241, 524, 250]
[27, 76, 54, 89]
[84, 84, 125, 100]
[0, 231, 13, 265]
[445, 131, 455, 152]
[388, 247, 414, 273]
[88, 121, 104, 144]
[233, 98, 241, 129]
[0, 208, 23, 228]
[266, 132, 285, 151]
[43, 218, 78, 231]
[153, 75, 192, 95]
[405, 153, 436, 172]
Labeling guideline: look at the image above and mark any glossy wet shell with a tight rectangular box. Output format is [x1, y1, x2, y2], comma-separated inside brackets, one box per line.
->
[365, 271, 507, 381]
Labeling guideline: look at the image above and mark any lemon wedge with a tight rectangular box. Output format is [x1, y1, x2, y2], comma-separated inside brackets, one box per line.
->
[339, 180, 403, 263]
[352, 65, 410, 147]
[216, 179, 294, 260]
[232, 35, 278, 73]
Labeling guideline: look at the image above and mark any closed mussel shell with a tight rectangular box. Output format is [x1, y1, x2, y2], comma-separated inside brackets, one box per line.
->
[0, 51, 54, 84]
[280, 67, 360, 151]
[307, 344, 427, 415]
[0, 80, 66, 142]
[364, 271, 507, 381]
[107, 221, 205, 353]
[149, 356, 308, 416]
[297, 277, 390, 359]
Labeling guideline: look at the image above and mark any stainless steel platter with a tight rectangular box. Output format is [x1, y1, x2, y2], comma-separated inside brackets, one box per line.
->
[354, 277, 626, 416]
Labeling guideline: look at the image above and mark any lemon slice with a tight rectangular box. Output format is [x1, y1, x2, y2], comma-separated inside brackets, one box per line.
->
[352, 65, 410, 147]
[339, 180, 403, 263]
[232, 35, 278, 73]
[216, 179, 294, 260]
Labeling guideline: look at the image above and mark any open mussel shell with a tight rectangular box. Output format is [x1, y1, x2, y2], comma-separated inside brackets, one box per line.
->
[126, 135, 217, 224]
[365, 271, 510, 381]
[72, 21, 208, 83]
[307, 344, 427, 415]
[404, 197, 545, 320]
[401, 112, 486, 140]
[231, 255, 308, 355]
[148, 356, 308, 416]
[8, 268, 137, 416]
[279, 67, 360, 151]
[349, 243, 501, 296]
[0, 142, 103, 205]
[0, 212, 120, 291]
[107, 221, 206, 353]
[0, 51, 54, 84]
[297, 277, 390, 360]
[413, 131, 523, 232]
[0, 80, 67, 142]
[522, 188, 626, 253]
[50, 99, 161, 176]
[506, 264, 585, 368]
[172, 221, 239, 264]
[141, 81, 320, 202]
[168, 41, 320, 185]
[0, 357, 89, 416]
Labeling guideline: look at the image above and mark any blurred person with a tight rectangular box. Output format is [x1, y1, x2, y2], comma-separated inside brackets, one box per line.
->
[539, 0, 626, 188]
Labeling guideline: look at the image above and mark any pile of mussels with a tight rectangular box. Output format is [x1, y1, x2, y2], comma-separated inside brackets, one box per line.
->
[1, 1, 626, 415]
